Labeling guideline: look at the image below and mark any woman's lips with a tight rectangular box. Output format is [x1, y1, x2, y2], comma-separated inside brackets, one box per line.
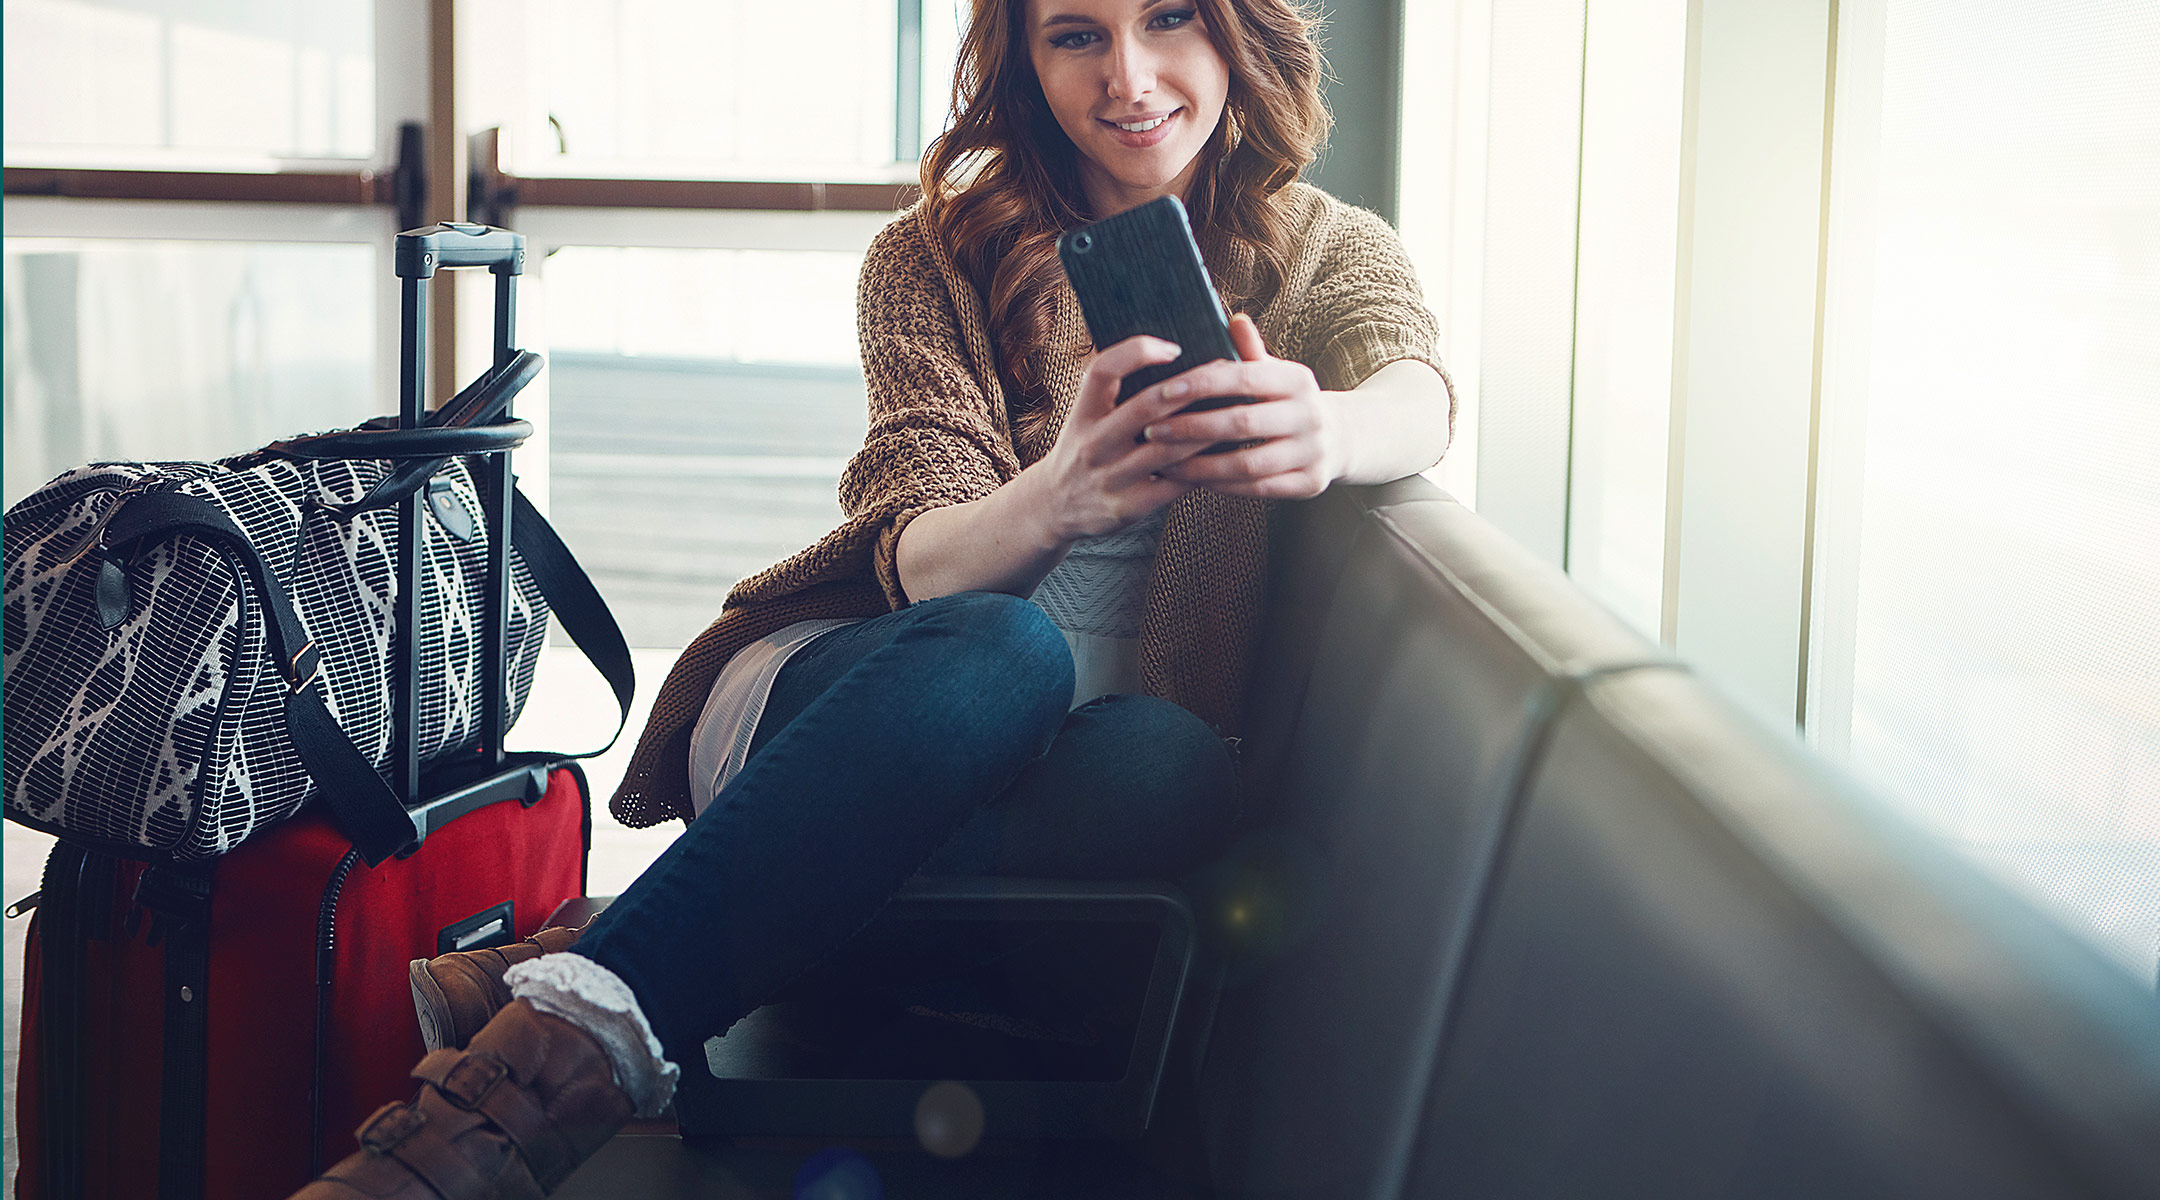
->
[1099, 108, 1180, 149]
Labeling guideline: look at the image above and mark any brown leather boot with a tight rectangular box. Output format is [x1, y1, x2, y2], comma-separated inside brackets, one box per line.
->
[291, 999, 631, 1199]
[410, 919, 589, 1052]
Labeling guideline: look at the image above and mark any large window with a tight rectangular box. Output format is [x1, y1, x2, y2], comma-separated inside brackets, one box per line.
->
[4, 0, 376, 166]
[4, 238, 377, 505]
[533, 238, 875, 647]
[1809, 0, 2160, 981]
[1404, 0, 2159, 985]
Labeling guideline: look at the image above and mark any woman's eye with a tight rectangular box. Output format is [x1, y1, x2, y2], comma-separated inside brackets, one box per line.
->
[1049, 30, 1099, 50]
[1151, 8, 1198, 30]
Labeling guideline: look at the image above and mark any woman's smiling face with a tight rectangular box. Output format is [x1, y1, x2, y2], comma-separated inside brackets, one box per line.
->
[1027, 0, 1231, 216]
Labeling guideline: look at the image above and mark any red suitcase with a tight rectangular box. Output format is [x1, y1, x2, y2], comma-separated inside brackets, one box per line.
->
[11, 223, 633, 1200]
[15, 762, 590, 1200]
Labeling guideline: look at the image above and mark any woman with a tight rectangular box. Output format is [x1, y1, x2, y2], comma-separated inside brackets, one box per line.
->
[298, 0, 1449, 1194]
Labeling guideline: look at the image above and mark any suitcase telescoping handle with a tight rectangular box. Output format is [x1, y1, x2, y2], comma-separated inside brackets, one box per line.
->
[395, 221, 526, 277]
[270, 349, 546, 522]
[264, 419, 533, 461]
[394, 223, 526, 807]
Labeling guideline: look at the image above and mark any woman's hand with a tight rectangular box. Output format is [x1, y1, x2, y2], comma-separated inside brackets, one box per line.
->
[893, 334, 1215, 602]
[1131, 314, 1348, 500]
[1025, 334, 1222, 540]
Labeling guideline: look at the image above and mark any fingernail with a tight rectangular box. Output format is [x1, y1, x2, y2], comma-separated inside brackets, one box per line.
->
[1141, 425, 1158, 442]
[1166, 381, 1188, 399]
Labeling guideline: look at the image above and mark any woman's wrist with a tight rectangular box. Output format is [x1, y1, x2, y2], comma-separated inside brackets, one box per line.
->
[1314, 389, 1353, 488]
[895, 473, 1072, 602]
[1004, 461, 1080, 551]
[1325, 361, 1452, 486]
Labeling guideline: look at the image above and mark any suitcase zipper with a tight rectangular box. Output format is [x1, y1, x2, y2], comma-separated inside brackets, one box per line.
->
[311, 847, 363, 1176]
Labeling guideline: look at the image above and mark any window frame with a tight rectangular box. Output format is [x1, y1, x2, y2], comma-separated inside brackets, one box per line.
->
[3, 0, 937, 415]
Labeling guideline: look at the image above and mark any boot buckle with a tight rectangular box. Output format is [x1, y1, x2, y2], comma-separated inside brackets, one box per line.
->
[437, 1051, 509, 1109]
[357, 1102, 427, 1153]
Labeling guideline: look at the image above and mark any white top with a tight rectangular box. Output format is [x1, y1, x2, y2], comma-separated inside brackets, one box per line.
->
[1030, 510, 1162, 718]
[1029, 510, 1164, 639]
[687, 618, 859, 817]
[686, 519, 1165, 817]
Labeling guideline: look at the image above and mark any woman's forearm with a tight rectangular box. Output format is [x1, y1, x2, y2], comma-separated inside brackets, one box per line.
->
[1328, 359, 1454, 486]
[893, 465, 1073, 603]
[894, 358, 1447, 601]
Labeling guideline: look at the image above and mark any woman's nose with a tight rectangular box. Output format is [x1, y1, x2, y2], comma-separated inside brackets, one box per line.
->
[1105, 38, 1157, 101]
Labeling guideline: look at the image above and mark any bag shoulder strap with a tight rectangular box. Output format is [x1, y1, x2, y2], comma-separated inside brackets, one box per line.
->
[510, 485, 635, 757]
[107, 486, 636, 864]
[110, 492, 420, 866]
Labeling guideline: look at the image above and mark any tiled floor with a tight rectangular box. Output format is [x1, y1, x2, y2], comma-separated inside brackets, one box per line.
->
[1, 645, 687, 1193]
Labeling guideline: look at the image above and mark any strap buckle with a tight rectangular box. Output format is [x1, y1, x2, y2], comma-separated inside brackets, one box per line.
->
[434, 1052, 509, 1110]
[287, 638, 322, 694]
[357, 1101, 427, 1153]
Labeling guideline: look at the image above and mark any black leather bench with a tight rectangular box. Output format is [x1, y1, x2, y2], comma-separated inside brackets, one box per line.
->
[1198, 479, 2160, 1198]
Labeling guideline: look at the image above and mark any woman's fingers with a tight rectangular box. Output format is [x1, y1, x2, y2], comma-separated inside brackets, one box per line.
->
[1141, 396, 1312, 447]
[1124, 357, 1313, 423]
[1103, 429, 1218, 488]
[1126, 471, 1198, 512]
[1066, 320, 1327, 513]
[1160, 434, 1315, 483]
[1076, 335, 1181, 422]
[1096, 363, 1222, 446]
[1052, 319, 1339, 512]
[1101, 324, 1302, 446]
[1227, 312, 1269, 362]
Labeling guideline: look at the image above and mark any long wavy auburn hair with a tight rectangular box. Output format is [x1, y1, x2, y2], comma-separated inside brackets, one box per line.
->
[919, 0, 1331, 445]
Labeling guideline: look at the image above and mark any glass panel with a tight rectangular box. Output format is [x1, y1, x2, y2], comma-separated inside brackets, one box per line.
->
[917, 0, 965, 160]
[1563, 0, 1688, 638]
[510, 0, 909, 178]
[1397, 0, 1491, 510]
[1468, 0, 1586, 564]
[3, 238, 377, 508]
[1818, 0, 2160, 983]
[540, 246, 868, 647]
[3, 0, 375, 166]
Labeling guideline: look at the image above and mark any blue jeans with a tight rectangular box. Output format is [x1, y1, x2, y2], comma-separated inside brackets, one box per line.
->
[572, 590, 1238, 1065]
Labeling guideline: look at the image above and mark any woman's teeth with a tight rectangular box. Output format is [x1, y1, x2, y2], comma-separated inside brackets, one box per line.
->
[1117, 115, 1169, 132]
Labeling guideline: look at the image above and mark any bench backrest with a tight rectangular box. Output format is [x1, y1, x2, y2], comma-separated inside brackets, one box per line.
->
[1199, 479, 2160, 1198]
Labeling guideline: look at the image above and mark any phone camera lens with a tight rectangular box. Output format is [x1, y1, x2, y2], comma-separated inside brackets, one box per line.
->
[1072, 232, 1093, 254]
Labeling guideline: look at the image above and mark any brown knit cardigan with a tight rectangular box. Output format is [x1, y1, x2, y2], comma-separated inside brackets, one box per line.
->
[609, 182, 1446, 828]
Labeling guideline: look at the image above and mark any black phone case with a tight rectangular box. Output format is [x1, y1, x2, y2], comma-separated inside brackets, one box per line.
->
[1058, 195, 1248, 409]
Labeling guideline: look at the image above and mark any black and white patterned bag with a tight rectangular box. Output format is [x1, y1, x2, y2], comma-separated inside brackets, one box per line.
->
[1, 434, 619, 863]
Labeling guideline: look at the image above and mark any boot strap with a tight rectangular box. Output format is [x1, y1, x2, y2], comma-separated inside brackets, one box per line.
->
[415, 1047, 583, 1190]
[351, 1099, 545, 1200]
[417, 1047, 507, 1107]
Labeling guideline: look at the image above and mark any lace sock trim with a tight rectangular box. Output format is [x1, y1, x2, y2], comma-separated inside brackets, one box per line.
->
[504, 954, 680, 1118]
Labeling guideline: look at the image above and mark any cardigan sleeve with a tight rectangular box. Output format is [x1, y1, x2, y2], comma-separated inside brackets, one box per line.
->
[1285, 203, 1454, 435]
[839, 214, 1020, 608]
[720, 214, 1017, 616]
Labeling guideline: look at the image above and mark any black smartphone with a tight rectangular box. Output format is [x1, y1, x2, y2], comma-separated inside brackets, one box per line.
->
[1057, 195, 1252, 415]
